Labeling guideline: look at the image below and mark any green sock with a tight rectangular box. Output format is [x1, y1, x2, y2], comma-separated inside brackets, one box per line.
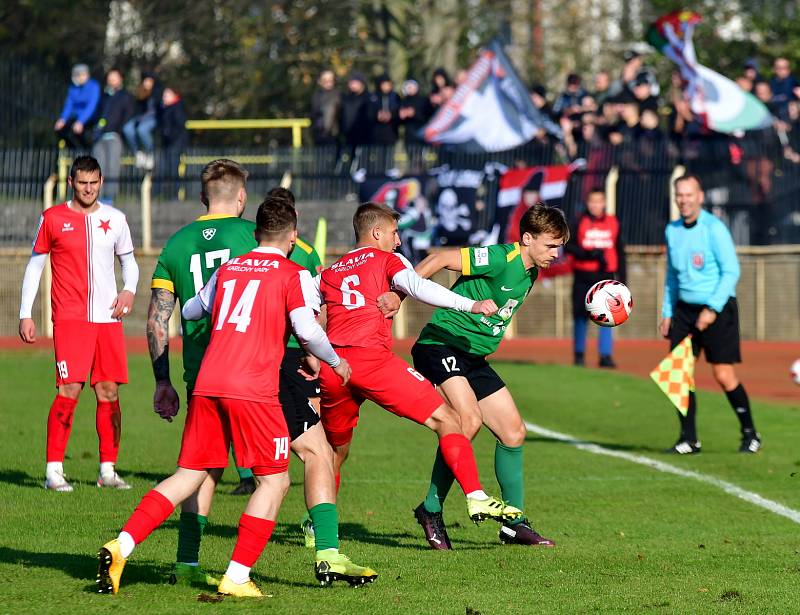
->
[309, 502, 339, 552]
[230, 443, 254, 480]
[494, 441, 525, 525]
[236, 465, 254, 480]
[423, 447, 455, 514]
[176, 512, 208, 564]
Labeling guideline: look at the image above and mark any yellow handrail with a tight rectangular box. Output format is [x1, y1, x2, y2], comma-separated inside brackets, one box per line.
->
[185, 118, 311, 148]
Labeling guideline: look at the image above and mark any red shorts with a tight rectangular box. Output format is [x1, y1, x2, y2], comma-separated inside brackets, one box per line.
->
[319, 347, 444, 446]
[178, 395, 289, 476]
[53, 320, 128, 387]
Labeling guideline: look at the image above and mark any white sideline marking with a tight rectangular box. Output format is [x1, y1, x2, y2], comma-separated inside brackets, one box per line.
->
[524, 421, 800, 525]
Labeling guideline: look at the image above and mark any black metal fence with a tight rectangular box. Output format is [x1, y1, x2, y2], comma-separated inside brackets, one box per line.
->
[2, 133, 799, 248]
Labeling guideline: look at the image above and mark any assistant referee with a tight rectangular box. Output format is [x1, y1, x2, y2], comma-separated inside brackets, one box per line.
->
[659, 174, 760, 454]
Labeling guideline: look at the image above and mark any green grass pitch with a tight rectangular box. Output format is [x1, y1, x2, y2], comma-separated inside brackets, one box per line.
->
[0, 349, 798, 614]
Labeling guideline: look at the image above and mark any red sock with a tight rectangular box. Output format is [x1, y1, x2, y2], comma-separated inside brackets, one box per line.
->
[439, 433, 482, 495]
[46, 395, 78, 462]
[334, 472, 341, 494]
[122, 489, 175, 544]
[230, 514, 275, 567]
[96, 400, 121, 463]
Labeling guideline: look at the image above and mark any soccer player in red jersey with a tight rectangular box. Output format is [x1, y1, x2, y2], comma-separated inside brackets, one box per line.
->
[96, 198, 352, 598]
[317, 202, 523, 526]
[19, 155, 139, 492]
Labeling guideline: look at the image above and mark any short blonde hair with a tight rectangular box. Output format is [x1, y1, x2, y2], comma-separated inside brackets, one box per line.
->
[353, 202, 399, 241]
[200, 159, 249, 205]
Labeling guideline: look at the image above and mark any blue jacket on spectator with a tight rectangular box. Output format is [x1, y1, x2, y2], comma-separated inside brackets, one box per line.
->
[662, 209, 739, 318]
[769, 74, 799, 117]
[59, 78, 101, 125]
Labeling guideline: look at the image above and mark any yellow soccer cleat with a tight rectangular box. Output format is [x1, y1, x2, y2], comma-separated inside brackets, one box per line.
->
[301, 517, 316, 549]
[216, 574, 263, 598]
[168, 562, 219, 587]
[315, 549, 377, 587]
[467, 496, 524, 524]
[96, 539, 127, 594]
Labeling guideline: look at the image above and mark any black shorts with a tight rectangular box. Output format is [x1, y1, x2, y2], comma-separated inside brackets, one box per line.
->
[668, 298, 741, 364]
[281, 347, 321, 398]
[411, 342, 505, 401]
[279, 348, 320, 441]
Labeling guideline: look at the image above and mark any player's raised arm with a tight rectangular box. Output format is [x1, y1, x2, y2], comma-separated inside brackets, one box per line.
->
[392, 255, 497, 316]
[182, 269, 219, 320]
[18, 250, 48, 343]
[414, 248, 464, 279]
[146, 287, 179, 421]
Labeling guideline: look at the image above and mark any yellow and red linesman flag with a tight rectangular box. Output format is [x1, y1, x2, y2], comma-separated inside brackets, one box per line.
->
[650, 335, 695, 416]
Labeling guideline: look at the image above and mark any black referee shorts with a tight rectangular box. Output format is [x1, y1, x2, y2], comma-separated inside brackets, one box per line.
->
[279, 347, 320, 441]
[411, 342, 506, 401]
[668, 298, 742, 364]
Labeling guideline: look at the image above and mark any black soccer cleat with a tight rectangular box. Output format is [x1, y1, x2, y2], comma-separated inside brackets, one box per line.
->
[230, 476, 256, 495]
[574, 352, 585, 367]
[413, 502, 452, 550]
[499, 521, 556, 547]
[666, 439, 701, 455]
[739, 430, 762, 454]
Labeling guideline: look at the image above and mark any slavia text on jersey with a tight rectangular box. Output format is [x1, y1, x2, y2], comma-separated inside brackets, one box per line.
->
[330, 251, 375, 272]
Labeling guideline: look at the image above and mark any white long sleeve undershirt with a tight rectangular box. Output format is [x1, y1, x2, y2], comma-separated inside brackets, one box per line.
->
[19, 252, 47, 319]
[289, 306, 340, 367]
[118, 251, 139, 294]
[391, 268, 476, 312]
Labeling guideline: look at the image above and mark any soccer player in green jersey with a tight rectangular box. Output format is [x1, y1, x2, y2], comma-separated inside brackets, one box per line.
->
[147, 167, 375, 586]
[407, 204, 569, 549]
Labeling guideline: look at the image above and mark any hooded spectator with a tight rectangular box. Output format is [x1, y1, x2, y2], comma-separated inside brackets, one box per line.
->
[371, 74, 401, 145]
[339, 71, 373, 149]
[399, 79, 429, 145]
[55, 63, 101, 149]
[428, 67, 453, 114]
[310, 69, 341, 146]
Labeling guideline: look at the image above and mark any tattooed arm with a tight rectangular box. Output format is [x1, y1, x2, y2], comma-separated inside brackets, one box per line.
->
[146, 288, 180, 422]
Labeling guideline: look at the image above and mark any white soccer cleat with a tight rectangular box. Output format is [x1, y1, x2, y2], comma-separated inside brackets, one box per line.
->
[44, 470, 74, 492]
[97, 472, 132, 490]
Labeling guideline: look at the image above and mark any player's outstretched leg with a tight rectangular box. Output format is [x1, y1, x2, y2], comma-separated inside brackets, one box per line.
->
[414, 447, 454, 549]
[96, 469, 207, 594]
[424, 405, 523, 524]
[169, 468, 223, 587]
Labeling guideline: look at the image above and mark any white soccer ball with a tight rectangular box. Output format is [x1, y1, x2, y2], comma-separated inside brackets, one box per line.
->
[585, 280, 633, 328]
[791, 359, 800, 385]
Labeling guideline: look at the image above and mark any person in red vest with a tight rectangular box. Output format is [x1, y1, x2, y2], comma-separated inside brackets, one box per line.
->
[565, 187, 626, 367]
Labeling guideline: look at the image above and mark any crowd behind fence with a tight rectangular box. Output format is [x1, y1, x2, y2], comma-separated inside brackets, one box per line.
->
[2, 136, 800, 249]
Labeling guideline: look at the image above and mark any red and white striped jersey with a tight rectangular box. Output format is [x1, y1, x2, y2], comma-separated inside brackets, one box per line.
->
[33, 202, 134, 323]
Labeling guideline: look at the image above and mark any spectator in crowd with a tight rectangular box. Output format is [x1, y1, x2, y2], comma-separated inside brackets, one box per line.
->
[530, 84, 554, 120]
[123, 71, 161, 170]
[428, 67, 453, 115]
[631, 72, 658, 113]
[399, 79, 429, 146]
[371, 74, 400, 146]
[339, 71, 372, 158]
[565, 187, 625, 368]
[553, 73, 587, 118]
[310, 69, 340, 146]
[92, 68, 134, 204]
[157, 87, 188, 199]
[55, 63, 101, 150]
[593, 71, 611, 107]
[769, 57, 800, 121]
[737, 58, 760, 92]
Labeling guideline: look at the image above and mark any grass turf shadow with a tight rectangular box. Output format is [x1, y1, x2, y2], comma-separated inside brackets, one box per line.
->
[0, 546, 167, 592]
